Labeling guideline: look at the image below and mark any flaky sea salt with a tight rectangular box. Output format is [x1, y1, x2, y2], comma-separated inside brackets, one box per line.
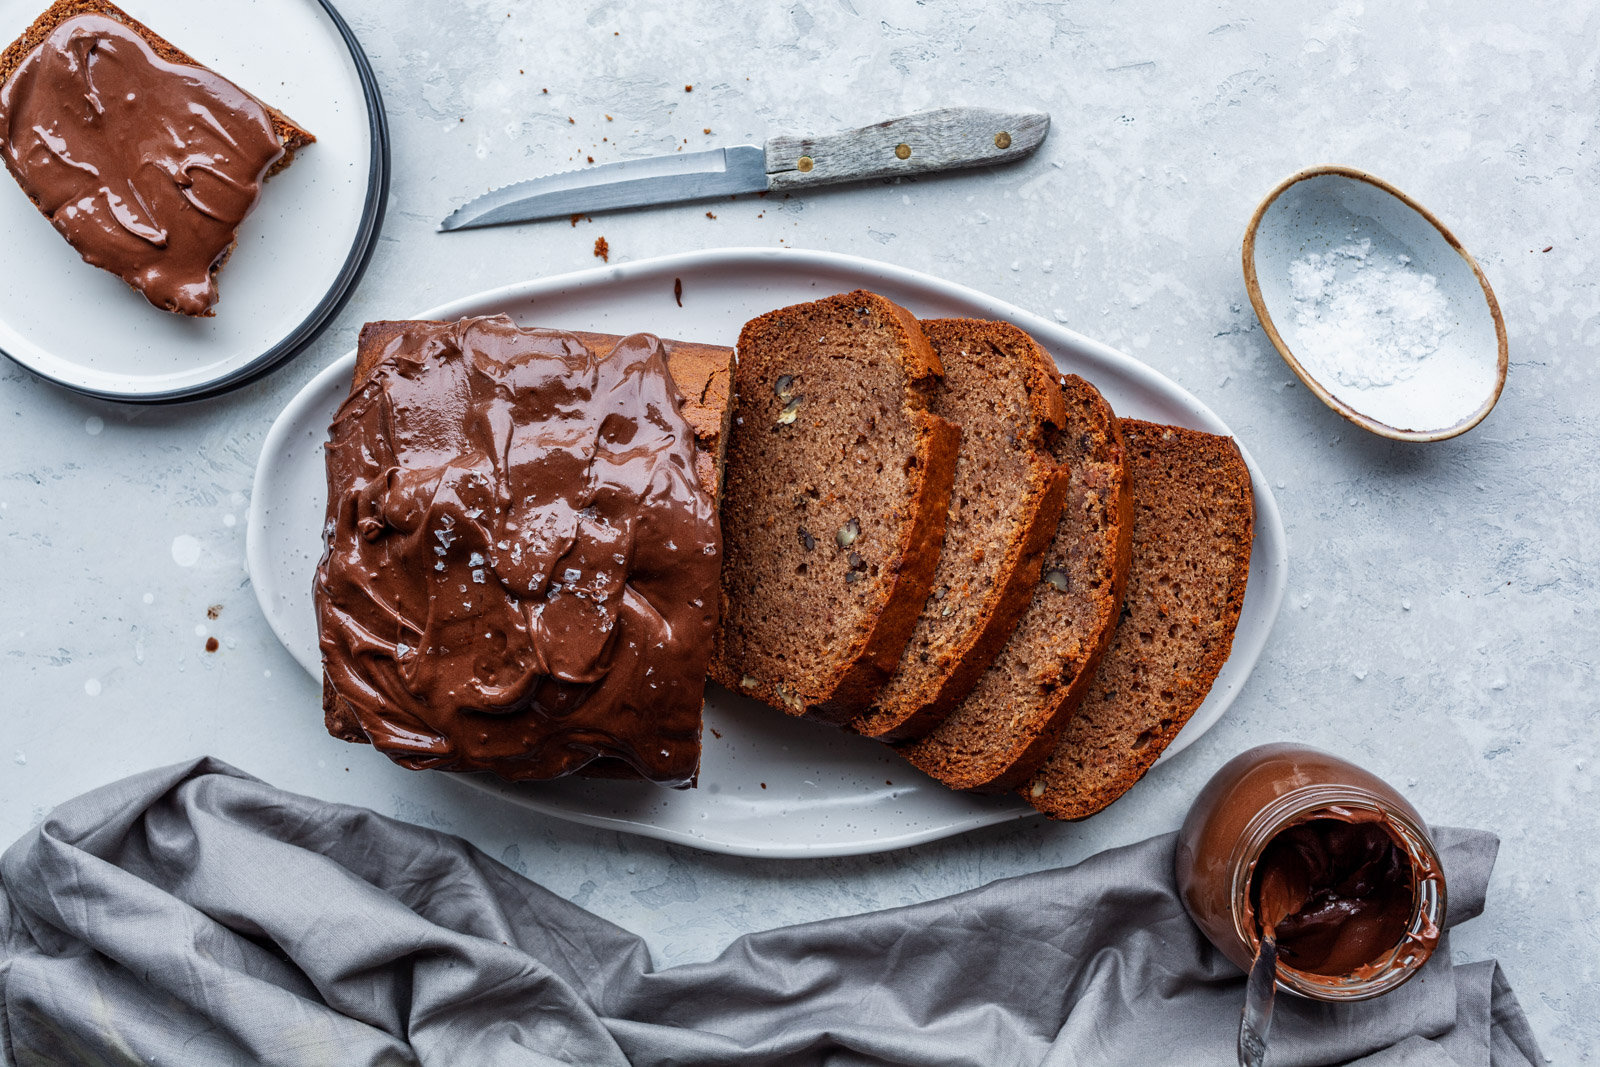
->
[1288, 239, 1452, 390]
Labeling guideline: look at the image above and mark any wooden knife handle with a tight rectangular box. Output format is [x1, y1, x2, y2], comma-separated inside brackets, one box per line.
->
[764, 107, 1049, 191]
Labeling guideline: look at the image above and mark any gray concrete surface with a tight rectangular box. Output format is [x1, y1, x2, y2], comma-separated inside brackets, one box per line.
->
[2, 0, 1592, 1059]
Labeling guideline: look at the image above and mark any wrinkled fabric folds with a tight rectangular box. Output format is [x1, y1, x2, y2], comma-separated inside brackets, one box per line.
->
[0, 758, 1540, 1067]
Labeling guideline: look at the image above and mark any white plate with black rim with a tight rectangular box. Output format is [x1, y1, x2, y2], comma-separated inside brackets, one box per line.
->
[248, 248, 1288, 858]
[0, 0, 387, 403]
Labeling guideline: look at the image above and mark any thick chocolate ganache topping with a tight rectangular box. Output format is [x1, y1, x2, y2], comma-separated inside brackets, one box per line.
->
[316, 317, 721, 785]
[0, 14, 284, 315]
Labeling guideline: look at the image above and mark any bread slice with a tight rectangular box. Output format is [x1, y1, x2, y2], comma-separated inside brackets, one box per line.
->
[710, 291, 961, 725]
[324, 318, 736, 752]
[850, 320, 1070, 742]
[898, 375, 1134, 791]
[1023, 420, 1254, 819]
[0, 1, 314, 170]
[0, 1, 314, 315]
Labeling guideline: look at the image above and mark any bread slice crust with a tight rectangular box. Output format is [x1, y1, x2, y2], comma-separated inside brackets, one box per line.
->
[851, 319, 1070, 741]
[710, 290, 961, 725]
[899, 374, 1134, 792]
[1022, 419, 1254, 819]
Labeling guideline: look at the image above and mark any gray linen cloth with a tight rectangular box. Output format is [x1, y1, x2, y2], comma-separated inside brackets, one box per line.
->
[0, 758, 1540, 1067]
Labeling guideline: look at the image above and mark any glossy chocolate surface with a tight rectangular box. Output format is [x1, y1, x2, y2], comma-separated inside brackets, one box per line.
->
[0, 14, 284, 315]
[316, 316, 721, 785]
[1251, 818, 1415, 977]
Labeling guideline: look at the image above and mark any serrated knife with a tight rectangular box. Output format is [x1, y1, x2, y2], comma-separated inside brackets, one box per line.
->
[439, 106, 1050, 231]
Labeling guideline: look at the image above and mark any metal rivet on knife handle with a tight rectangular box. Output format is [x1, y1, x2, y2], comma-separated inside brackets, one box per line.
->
[994, 131, 1012, 149]
[895, 143, 911, 160]
[797, 155, 815, 172]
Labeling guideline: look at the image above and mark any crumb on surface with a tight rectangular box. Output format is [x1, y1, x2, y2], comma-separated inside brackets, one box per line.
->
[593, 236, 610, 262]
[706, 211, 717, 219]
[703, 127, 712, 134]
[586, 155, 594, 163]
[673, 277, 683, 306]
[685, 84, 693, 92]
[204, 637, 219, 653]
[206, 605, 222, 619]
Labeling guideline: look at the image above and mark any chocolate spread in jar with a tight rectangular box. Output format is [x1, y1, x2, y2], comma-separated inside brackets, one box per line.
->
[1176, 743, 1446, 998]
[1250, 818, 1418, 978]
[315, 316, 722, 786]
[0, 14, 285, 315]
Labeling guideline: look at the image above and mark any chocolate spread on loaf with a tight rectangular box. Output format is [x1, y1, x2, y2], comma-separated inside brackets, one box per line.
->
[1251, 818, 1418, 977]
[0, 14, 284, 315]
[316, 316, 721, 785]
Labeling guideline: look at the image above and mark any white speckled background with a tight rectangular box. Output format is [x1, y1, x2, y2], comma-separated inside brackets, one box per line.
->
[1, 0, 1592, 1059]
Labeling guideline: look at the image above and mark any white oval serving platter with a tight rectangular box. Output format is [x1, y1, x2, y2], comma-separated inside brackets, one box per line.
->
[0, 0, 388, 402]
[248, 248, 1287, 857]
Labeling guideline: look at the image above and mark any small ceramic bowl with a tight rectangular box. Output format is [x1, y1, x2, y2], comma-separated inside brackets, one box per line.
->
[1243, 166, 1507, 441]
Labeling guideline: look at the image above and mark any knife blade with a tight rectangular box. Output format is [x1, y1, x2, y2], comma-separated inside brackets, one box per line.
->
[440, 106, 1050, 232]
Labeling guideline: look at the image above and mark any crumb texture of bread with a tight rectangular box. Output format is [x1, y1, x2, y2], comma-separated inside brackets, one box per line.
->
[711, 290, 961, 724]
[1023, 419, 1254, 819]
[851, 319, 1070, 741]
[900, 374, 1134, 792]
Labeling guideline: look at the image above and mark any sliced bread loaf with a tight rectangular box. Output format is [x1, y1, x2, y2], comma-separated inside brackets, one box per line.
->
[850, 319, 1070, 742]
[1023, 419, 1254, 820]
[898, 375, 1133, 791]
[711, 291, 961, 725]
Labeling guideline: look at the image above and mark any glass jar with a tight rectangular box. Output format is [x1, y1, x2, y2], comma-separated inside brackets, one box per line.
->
[1175, 742, 1447, 1002]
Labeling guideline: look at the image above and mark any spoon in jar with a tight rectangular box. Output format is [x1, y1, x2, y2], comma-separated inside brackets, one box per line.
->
[1240, 863, 1309, 1067]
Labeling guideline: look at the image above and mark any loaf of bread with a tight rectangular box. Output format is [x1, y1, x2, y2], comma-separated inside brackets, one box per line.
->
[899, 373, 1134, 791]
[318, 317, 732, 786]
[1023, 419, 1254, 819]
[851, 319, 1070, 742]
[710, 291, 961, 725]
[0, 1, 314, 315]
